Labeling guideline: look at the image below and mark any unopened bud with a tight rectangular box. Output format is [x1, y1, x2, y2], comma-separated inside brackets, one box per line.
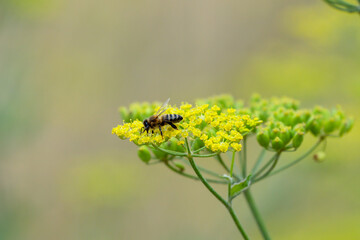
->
[192, 138, 205, 152]
[271, 128, 280, 139]
[339, 118, 354, 136]
[292, 132, 304, 149]
[174, 162, 185, 172]
[119, 107, 130, 122]
[271, 137, 284, 151]
[324, 117, 337, 134]
[138, 145, 151, 163]
[279, 127, 291, 145]
[309, 120, 321, 136]
[257, 130, 270, 148]
[313, 151, 326, 162]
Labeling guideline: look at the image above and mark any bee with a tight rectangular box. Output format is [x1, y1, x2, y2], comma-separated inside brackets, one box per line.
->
[142, 98, 183, 137]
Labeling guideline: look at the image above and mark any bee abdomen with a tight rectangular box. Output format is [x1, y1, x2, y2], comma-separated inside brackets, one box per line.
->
[164, 114, 183, 123]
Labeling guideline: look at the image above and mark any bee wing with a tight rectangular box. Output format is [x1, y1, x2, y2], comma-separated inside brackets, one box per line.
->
[155, 98, 170, 117]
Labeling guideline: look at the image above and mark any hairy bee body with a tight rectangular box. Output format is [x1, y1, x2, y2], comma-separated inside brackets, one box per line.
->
[143, 114, 183, 136]
[142, 98, 183, 136]
[162, 114, 183, 123]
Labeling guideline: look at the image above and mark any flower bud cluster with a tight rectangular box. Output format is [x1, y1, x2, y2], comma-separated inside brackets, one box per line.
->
[252, 96, 353, 151]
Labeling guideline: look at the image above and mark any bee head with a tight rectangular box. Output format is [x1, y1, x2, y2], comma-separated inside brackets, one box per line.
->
[143, 119, 149, 129]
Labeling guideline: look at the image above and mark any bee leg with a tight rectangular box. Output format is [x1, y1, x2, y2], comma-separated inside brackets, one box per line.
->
[159, 126, 163, 138]
[152, 130, 154, 134]
[167, 122, 178, 130]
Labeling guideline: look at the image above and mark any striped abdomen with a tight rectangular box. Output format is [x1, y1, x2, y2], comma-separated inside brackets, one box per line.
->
[163, 114, 183, 123]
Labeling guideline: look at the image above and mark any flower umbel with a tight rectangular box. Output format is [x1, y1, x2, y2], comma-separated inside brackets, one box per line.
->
[112, 102, 261, 153]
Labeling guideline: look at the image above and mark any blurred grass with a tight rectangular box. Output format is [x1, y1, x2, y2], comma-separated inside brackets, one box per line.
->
[0, 0, 359, 239]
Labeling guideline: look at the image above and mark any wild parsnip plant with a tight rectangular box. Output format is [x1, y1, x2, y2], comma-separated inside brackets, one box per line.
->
[112, 95, 353, 240]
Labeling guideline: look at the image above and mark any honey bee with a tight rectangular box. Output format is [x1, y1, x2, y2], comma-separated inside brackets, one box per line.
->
[142, 98, 183, 137]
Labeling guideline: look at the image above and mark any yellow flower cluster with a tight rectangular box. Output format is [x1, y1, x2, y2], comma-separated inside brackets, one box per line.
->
[112, 102, 262, 153]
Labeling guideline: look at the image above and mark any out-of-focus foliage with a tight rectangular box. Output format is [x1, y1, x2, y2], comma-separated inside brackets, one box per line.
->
[323, 0, 360, 13]
[237, 5, 360, 105]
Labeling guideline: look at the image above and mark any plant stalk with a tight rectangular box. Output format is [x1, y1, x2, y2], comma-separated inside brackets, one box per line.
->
[244, 190, 271, 240]
[185, 138, 249, 239]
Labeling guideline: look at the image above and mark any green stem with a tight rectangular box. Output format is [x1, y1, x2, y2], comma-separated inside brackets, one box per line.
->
[251, 149, 266, 174]
[268, 139, 323, 177]
[192, 152, 219, 158]
[253, 152, 281, 183]
[244, 190, 271, 240]
[252, 153, 278, 180]
[185, 138, 249, 240]
[241, 137, 247, 178]
[164, 161, 227, 184]
[179, 159, 224, 179]
[216, 154, 240, 181]
[192, 146, 206, 153]
[228, 151, 236, 204]
[215, 154, 230, 172]
[230, 151, 236, 178]
[151, 144, 187, 157]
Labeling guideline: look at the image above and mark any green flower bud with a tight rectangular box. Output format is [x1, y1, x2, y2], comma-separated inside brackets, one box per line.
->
[308, 119, 321, 136]
[192, 138, 205, 152]
[292, 131, 304, 149]
[271, 137, 284, 151]
[270, 128, 280, 139]
[324, 117, 338, 134]
[167, 138, 178, 151]
[207, 128, 217, 137]
[301, 110, 311, 123]
[174, 162, 185, 172]
[176, 144, 186, 153]
[258, 107, 269, 121]
[257, 130, 270, 148]
[279, 127, 291, 145]
[250, 93, 261, 104]
[283, 110, 294, 126]
[339, 118, 354, 136]
[119, 107, 131, 122]
[234, 100, 244, 110]
[293, 123, 306, 133]
[313, 151, 326, 162]
[218, 95, 235, 108]
[291, 112, 303, 127]
[138, 145, 152, 163]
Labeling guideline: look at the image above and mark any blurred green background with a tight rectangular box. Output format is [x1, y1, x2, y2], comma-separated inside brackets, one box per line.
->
[1, 0, 359, 239]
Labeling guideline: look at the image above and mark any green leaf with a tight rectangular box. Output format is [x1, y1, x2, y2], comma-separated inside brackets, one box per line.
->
[230, 175, 252, 199]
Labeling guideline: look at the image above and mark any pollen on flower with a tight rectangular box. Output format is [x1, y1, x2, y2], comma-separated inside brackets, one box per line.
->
[181, 131, 189, 138]
[180, 103, 192, 110]
[113, 99, 262, 152]
[200, 134, 208, 141]
[227, 108, 236, 114]
[231, 143, 242, 151]
[211, 105, 220, 111]
[219, 142, 229, 152]
[211, 120, 220, 127]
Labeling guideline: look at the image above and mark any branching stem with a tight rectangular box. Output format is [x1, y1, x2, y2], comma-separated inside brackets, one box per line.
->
[185, 138, 249, 240]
